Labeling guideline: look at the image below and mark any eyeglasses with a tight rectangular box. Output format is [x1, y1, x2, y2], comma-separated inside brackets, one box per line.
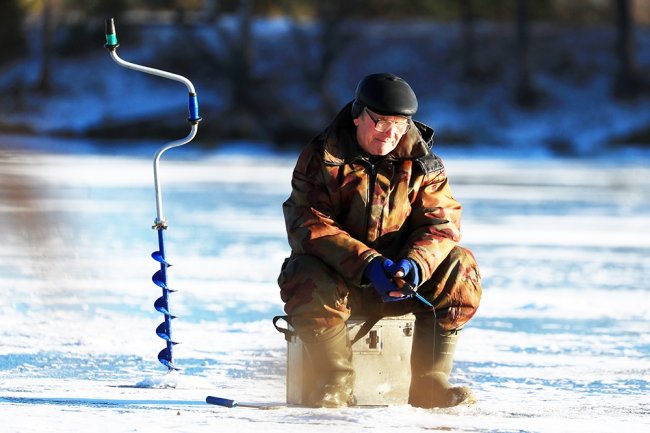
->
[364, 108, 410, 134]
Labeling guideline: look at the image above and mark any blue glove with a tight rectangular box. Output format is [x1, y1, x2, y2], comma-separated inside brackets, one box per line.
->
[384, 258, 420, 288]
[364, 258, 411, 302]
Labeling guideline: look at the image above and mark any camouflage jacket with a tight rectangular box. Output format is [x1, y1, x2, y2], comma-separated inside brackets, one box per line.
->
[282, 102, 462, 287]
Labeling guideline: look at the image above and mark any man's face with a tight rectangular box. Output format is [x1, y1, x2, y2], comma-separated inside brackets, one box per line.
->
[354, 108, 409, 156]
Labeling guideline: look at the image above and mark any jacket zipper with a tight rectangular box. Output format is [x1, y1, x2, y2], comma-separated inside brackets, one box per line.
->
[363, 160, 378, 244]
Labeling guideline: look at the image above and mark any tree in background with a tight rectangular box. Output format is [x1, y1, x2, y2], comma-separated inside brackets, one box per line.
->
[283, 0, 361, 119]
[0, 0, 28, 67]
[211, 0, 260, 138]
[459, 0, 478, 80]
[514, 0, 541, 107]
[36, 0, 56, 93]
[613, 0, 641, 98]
[19, 0, 130, 93]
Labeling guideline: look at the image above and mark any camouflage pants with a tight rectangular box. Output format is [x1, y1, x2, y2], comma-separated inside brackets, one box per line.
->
[278, 246, 482, 332]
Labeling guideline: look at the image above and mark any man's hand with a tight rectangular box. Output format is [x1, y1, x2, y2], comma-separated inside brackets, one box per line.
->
[364, 257, 413, 302]
[384, 258, 420, 288]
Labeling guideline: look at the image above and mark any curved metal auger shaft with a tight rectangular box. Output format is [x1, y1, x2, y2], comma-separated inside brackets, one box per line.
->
[104, 18, 201, 371]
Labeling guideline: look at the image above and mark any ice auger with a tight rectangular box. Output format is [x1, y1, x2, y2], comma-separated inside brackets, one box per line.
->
[104, 18, 201, 370]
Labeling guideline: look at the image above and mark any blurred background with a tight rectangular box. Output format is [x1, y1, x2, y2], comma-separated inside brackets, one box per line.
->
[0, 0, 648, 155]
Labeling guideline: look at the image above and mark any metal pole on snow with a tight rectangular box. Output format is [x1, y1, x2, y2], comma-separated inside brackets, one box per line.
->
[104, 18, 201, 371]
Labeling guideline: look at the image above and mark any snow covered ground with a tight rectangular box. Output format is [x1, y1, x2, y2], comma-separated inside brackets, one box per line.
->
[1, 136, 648, 432]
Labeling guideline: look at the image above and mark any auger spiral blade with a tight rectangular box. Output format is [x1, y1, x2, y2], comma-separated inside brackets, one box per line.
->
[156, 322, 179, 343]
[152, 247, 179, 371]
[152, 269, 173, 290]
[158, 348, 179, 371]
[151, 251, 171, 266]
[154, 296, 177, 318]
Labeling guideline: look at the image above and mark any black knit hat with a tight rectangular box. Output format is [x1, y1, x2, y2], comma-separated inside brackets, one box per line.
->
[351, 73, 418, 118]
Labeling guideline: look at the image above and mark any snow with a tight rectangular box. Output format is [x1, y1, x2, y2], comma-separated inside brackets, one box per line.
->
[1, 139, 649, 432]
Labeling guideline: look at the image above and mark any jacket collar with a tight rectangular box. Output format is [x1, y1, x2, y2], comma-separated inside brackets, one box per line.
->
[321, 102, 434, 166]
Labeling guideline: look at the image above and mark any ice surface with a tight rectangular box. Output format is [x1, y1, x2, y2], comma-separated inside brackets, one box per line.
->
[1, 142, 649, 432]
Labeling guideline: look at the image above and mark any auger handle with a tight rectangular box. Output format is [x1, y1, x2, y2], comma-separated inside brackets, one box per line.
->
[103, 17, 201, 225]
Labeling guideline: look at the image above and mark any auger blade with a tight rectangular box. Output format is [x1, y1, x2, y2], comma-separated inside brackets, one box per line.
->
[156, 322, 179, 344]
[154, 296, 168, 314]
[158, 348, 180, 371]
[152, 270, 168, 289]
[154, 296, 177, 318]
[151, 251, 171, 266]
[156, 322, 171, 340]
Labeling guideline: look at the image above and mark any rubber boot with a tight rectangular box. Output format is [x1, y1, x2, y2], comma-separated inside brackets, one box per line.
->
[296, 322, 355, 408]
[408, 314, 475, 408]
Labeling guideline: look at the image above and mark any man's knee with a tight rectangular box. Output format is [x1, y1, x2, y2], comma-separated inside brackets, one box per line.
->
[424, 246, 482, 330]
[278, 254, 351, 328]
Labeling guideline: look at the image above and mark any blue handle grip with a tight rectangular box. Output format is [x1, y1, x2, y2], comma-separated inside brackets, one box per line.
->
[206, 396, 237, 407]
[188, 93, 201, 123]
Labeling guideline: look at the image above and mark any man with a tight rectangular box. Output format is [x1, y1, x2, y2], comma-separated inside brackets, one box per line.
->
[278, 73, 482, 408]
